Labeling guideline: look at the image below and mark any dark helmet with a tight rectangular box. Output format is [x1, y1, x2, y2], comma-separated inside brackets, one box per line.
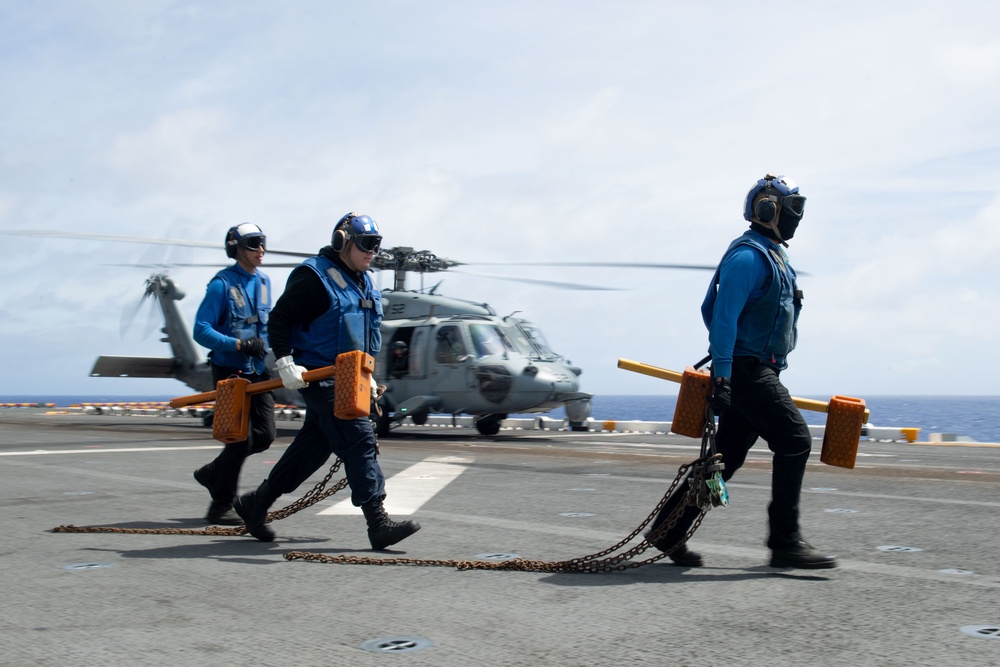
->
[225, 223, 266, 259]
[332, 212, 382, 253]
[743, 174, 806, 224]
[393, 341, 408, 352]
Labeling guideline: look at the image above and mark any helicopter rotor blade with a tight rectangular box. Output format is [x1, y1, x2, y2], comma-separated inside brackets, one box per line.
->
[449, 269, 622, 291]
[468, 260, 718, 271]
[0, 229, 313, 259]
[120, 290, 153, 340]
[101, 262, 304, 269]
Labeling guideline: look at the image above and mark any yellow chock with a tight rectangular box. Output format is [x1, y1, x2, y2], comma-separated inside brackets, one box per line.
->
[212, 377, 251, 444]
[332, 350, 376, 420]
[671, 367, 711, 438]
[819, 396, 867, 469]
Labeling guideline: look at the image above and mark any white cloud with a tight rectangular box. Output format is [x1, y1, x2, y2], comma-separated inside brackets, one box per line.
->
[1, 0, 999, 399]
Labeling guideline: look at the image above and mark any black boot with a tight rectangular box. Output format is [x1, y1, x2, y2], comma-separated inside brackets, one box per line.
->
[667, 543, 704, 567]
[205, 501, 242, 525]
[233, 480, 280, 542]
[194, 463, 242, 525]
[769, 541, 838, 569]
[361, 499, 421, 550]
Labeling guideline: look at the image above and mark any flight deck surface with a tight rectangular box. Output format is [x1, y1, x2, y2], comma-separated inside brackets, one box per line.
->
[2, 410, 999, 666]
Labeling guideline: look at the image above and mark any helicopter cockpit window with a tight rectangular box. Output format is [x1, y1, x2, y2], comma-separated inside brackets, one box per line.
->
[468, 324, 514, 358]
[435, 326, 468, 364]
[501, 323, 535, 356]
[515, 320, 559, 360]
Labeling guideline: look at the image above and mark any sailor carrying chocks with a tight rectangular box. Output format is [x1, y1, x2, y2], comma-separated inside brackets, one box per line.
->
[234, 212, 420, 549]
[646, 174, 838, 570]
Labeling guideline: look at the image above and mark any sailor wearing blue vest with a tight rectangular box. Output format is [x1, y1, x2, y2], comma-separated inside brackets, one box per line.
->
[647, 174, 837, 569]
[191, 223, 276, 525]
[234, 212, 421, 549]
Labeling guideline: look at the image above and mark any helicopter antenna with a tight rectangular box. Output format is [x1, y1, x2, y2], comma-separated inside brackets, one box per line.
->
[503, 310, 522, 321]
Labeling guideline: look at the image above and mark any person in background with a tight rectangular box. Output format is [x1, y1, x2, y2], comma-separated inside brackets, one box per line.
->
[234, 212, 420, 550]
[192, 223, 275, 525]
[648, 174, 837, 569]
[389, 340, 409, 378]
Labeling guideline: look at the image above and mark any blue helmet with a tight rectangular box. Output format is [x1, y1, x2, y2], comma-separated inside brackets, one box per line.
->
[225, 223, 266, 259]
[333, 212, 382, 253]
[743, 174, 806, 224]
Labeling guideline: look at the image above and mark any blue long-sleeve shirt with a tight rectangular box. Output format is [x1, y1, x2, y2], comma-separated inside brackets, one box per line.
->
[194, 263, 270, 373]
[701, 230, 799, 379]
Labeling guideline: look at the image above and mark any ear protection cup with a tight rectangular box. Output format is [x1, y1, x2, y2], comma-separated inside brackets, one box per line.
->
[754, 197, 777, 223]
[331, 227, 348, 252]
[225, 229, 238, 259]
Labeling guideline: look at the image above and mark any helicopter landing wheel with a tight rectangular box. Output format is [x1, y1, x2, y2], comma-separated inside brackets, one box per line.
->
[411, 411, 428, 426]
[475, 414, 505, 436]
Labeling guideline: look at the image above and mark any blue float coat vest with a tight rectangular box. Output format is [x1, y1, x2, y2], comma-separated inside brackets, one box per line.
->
[288, 255, 383, 368]
[206, 266, 271, 374]
[702, 231, 800, 371]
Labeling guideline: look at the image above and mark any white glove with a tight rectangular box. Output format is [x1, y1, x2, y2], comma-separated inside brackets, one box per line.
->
[370, 374, 378, 400]
[275, 355, 308, 390]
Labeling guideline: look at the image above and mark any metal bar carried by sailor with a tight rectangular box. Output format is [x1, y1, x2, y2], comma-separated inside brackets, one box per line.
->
[617, 357, 869, 469]
[170, 350, 376, 444]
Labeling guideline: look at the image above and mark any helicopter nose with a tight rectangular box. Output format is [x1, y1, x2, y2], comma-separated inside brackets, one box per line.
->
[524, 363, 580, 395]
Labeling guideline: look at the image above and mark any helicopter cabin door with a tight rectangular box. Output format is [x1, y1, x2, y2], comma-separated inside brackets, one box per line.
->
[431, 324, 476, 388]
[383, 325, 432, 380]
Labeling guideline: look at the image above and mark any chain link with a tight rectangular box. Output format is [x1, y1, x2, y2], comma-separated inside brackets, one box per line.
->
[53, 459, 349, 536]
[284, 452, 724, 573]
[53, 442, 727, 576]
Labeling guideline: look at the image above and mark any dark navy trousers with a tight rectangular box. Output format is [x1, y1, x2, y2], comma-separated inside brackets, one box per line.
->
[651, 357, 812, 548]
[203, 365, 276, 503]
[267, 378, 385, 507]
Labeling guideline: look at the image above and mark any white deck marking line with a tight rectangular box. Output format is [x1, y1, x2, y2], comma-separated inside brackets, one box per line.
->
[0, 445, 224, 456]
[318, 455, 473, 516]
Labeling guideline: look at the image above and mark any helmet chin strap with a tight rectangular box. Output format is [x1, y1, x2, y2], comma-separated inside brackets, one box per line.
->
[341, 242, 362, 273]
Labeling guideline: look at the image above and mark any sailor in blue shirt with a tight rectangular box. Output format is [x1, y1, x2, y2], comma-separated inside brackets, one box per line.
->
[191, 223, 276, 525]
[234, 213, 420, 550]
[648, 175, 837, 569]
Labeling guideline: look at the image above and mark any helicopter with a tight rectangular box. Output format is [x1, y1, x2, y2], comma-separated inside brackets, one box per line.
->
[86, 259, 593, 436]
[4, 230, 715, 436]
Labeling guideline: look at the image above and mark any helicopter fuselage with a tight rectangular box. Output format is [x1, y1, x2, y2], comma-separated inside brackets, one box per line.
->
[90, 278, 592, 435]
[373, 290, 592, 435]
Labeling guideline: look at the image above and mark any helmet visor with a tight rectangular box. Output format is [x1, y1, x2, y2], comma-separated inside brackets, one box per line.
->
[351, 234, 382, 253]
[781, 195, 806, 217]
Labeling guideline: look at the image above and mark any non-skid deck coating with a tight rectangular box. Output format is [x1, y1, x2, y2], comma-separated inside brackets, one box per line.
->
[2, 409, 999, 666]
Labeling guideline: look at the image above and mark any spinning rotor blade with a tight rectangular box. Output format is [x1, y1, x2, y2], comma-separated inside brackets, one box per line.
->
[103, 262, 304, 269]
[0, 229, 313, 259]
[469, 260, 717, 271]
[120, 290, 157, 340]
[449, 269, 621, 291]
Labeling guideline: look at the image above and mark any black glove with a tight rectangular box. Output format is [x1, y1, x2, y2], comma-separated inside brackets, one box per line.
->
[709, 377, 732, 416]
[240, 337, 267, 359]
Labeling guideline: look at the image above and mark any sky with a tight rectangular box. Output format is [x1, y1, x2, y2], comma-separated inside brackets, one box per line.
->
[1, 0, 998, 400]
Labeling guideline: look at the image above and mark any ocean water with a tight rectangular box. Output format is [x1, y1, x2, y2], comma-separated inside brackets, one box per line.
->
[3, 394, 1000, 443]
[583, 395, 1000, 444]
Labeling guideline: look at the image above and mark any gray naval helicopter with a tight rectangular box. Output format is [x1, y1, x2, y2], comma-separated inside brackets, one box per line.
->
[89, 246, 606, 436]
[6, 230, 713, 436]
